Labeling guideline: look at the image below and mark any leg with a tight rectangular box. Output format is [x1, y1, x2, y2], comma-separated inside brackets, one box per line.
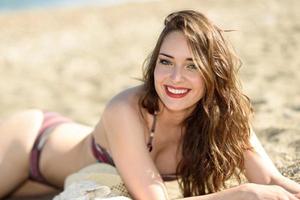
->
[10, 180, 60, 198]
[0, 109, 44, 198]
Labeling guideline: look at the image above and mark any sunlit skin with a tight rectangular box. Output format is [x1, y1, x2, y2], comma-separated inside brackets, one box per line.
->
[154, 31, 205, 117]
[1, 10, 300, 200]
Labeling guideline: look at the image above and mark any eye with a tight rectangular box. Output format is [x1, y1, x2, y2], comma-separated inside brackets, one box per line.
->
[159, 58, 172, 66]
[186, 64, 198, 71]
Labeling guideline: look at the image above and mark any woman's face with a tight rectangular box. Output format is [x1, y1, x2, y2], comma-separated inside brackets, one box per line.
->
[154, 31, 205, 113]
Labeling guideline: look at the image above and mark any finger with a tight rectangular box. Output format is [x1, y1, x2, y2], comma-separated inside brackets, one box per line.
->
[292, 194, 300, 200]
[283, 189, 299, 200]
[294, 193, 300, 199]
[276, 186, 300, 200]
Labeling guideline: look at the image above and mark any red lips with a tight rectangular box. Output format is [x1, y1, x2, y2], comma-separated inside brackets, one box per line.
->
[164, 85, 190, 98]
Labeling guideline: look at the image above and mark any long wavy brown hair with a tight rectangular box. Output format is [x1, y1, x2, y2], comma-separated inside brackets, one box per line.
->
[138, 10, 253, 197]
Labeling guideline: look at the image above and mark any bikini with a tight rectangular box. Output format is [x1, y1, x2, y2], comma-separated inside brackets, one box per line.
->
[29, 111, 177, 187]
[29, 111, 73, 187]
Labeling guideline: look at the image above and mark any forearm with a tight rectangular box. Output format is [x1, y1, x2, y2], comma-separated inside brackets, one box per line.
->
[271, 174, 300, 194]
[177, 184, 247, 200]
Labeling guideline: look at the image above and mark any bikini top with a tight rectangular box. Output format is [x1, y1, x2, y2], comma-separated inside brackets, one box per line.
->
[91, 112, 178, 181]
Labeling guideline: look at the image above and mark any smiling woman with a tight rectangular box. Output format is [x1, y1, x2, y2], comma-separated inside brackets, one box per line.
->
[138, 11, 254, 197]
[0, 10, 300, 200]
[154, 31, 205, 113]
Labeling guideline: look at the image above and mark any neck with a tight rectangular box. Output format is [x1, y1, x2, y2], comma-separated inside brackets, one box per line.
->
[157, 101, 195, 127]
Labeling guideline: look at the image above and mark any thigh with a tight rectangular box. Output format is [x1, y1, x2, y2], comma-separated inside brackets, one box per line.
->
[0, 109, 44, 198]
[0, 109, 44, 155]
[10, 180, 60, 198]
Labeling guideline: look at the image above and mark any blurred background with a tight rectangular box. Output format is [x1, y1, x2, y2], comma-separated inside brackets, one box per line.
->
[0, 0, 300, 169]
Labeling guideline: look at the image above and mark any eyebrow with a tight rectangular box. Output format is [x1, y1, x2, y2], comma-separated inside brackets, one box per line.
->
[159, 53, 193, 61]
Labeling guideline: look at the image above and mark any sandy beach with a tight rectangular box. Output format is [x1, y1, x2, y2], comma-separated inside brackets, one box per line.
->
[1, 0, 300, 199]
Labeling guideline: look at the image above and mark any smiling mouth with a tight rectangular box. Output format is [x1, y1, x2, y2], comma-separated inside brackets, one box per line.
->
[164, 85, 190, 98]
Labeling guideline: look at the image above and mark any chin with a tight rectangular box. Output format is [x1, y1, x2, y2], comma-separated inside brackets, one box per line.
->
[163, 102, 194, 113]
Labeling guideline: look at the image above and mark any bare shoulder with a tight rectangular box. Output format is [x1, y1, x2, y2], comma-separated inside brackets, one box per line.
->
[99, 85, 148, 139]
[103, 85, 145, 120]
[92, 85, 147, 149]
[97, 85, 165, 198]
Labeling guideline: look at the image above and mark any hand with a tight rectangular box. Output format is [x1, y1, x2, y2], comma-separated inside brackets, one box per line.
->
[242, 183, 300, 200]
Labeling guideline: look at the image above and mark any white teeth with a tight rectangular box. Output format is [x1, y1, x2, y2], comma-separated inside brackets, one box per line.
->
[167, 86, 188, 94]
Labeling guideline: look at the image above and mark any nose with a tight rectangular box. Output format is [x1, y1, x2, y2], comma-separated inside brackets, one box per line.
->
[170, 66, 184, 83]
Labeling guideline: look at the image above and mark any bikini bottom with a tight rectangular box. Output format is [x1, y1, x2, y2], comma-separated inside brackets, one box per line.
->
[29, 111, 72, 187]
[28, 111, 115, 187]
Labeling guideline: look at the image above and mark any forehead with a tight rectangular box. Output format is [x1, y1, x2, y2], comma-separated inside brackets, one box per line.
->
[159, 31, 193, 59]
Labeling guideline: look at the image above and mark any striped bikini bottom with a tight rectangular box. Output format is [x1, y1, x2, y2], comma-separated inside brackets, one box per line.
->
[29, 111, 114, 187]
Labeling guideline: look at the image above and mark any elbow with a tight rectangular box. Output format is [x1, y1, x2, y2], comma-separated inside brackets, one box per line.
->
[247, 172, 279, 185]
[269, 173, 286, 185]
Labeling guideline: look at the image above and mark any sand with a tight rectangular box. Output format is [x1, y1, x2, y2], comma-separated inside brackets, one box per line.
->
[0, 0, 300, 199]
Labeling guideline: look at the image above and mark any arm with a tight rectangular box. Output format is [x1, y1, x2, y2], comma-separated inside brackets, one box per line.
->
[177, 128, 300, 200]
[99, 99, 246, 200]
[177, 184, 247, 200]
[244, 128, 300, 194]
[178, 128, 300, 200]
[100, 97, 169, 200]
[178, 184, 300, 200]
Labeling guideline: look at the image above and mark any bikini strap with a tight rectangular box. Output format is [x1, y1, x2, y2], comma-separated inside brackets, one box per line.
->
[147, 111, 157, 152]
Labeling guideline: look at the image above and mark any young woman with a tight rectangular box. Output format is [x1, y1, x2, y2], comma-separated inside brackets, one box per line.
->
[1, 10, 300, 200]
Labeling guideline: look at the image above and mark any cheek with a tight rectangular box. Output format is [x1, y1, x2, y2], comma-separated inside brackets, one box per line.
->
[193, 77, 206, 96]
[154, 66, 165, 84]
[154, 67, 162, 91]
